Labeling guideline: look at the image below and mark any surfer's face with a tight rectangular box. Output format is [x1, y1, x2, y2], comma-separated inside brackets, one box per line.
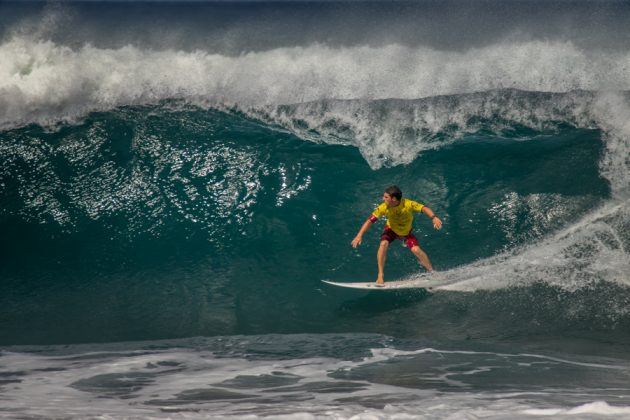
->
[383, 193, 400, 207]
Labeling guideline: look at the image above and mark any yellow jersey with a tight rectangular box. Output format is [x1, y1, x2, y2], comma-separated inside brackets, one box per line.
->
[371, 198, 425, 236]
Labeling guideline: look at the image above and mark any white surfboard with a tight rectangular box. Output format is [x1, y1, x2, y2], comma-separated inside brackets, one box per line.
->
[322, 275, 448, 291]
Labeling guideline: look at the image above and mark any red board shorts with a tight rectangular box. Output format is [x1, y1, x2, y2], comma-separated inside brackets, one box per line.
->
[380, 226, 419, 249]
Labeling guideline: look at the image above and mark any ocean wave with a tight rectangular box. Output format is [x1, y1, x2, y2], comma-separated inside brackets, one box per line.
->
[1, 60, 628, 324]
[2, 37, 629, 198]
[2, 36, 630, 129]
[0, 112, 628, 340]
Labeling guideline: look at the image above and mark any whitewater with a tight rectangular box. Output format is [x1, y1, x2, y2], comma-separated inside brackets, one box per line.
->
[1, 1, 630, 419]
[2, 38, 630, 126]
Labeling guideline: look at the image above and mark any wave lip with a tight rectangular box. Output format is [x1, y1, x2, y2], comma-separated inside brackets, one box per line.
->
[252, 90, 630, 201]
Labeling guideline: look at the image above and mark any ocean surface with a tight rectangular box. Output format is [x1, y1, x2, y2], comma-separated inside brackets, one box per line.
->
[1, 1, 630, 418]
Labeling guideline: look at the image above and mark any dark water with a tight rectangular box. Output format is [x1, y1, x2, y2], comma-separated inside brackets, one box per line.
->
[1, 1, 630, 418]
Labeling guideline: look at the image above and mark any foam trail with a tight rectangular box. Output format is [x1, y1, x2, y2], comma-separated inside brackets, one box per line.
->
[3, 37, 630, 129]
[431, 200, 630, 293]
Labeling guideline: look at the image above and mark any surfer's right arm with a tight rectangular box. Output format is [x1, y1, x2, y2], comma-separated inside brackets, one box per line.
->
[351, 216, 378, 248]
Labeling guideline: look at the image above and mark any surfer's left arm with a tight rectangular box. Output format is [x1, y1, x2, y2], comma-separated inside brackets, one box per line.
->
[422, 206, 442, 230]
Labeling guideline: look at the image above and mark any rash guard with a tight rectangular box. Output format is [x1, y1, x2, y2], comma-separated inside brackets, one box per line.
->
[369, 198, 425, 236]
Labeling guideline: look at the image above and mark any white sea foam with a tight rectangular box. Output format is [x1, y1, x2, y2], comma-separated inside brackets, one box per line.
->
[3, 338, 628, 419]
[426, 199, 630, 294]
[523, 401, 630, 416]
[2, 36, 630, 130]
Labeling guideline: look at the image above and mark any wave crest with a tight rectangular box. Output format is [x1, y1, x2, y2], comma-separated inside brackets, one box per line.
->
[2, 36, 630, 129]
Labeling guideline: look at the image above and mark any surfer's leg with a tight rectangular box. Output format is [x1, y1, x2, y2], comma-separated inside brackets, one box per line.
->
[377, 228, 397, 284]
[410, 245, 433, 272]
[376, 240, 389, 284]
[404, 233, 433, 272]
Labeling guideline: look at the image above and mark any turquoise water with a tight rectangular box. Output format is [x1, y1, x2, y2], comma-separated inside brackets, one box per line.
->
[1, 1, 630, 418]
[0, 102, 616, 344]
[2, 98, 630, 419]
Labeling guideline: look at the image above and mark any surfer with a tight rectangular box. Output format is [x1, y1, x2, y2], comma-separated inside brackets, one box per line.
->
[351, 185, 442, 284]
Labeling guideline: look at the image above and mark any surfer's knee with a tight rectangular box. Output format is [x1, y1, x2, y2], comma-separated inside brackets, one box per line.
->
[410, 245, 424, 255]
[379, 240, 390, 249]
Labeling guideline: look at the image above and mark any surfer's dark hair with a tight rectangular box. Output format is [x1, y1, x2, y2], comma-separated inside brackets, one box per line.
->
[385, 185, 402, 201]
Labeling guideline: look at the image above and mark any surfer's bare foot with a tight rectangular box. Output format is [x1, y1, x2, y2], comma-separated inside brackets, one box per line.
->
[375, 276, 384, 285]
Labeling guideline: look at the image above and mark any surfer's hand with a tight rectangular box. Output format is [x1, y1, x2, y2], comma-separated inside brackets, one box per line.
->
[432, 217, 442, 230]
[351, 236, 362, 248]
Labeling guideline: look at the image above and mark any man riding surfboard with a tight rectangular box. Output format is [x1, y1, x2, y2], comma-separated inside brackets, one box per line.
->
[351, 185, 443, 285]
